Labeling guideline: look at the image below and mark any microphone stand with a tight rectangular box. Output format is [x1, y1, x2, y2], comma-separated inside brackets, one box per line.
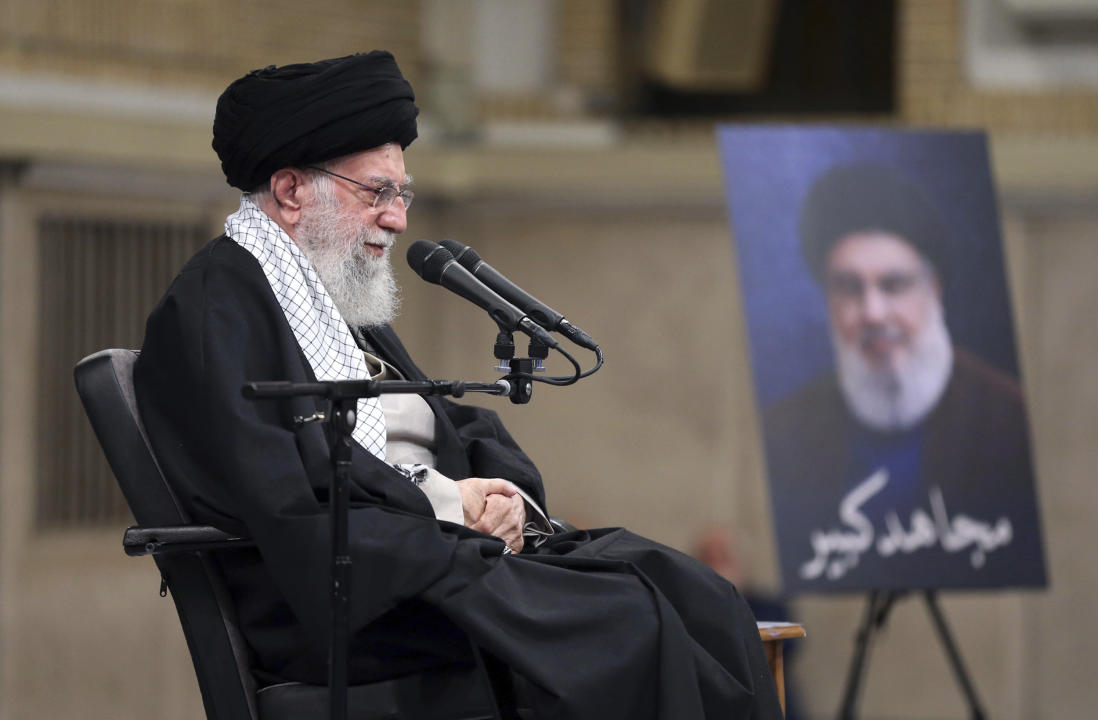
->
[242, 377, 509, 720]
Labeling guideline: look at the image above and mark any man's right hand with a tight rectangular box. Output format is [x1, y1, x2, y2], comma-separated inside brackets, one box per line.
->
[456, 477, 517, 525]
[455, 477, 525, 553]
[473, 493, 525, 554]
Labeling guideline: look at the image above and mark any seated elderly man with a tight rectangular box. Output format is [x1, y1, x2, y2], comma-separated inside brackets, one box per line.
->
[135, 51, 781, 720]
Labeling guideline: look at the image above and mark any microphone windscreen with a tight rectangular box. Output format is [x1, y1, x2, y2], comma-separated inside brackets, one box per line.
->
[439, 238, 481, 268]
[407, 239, 442, 280]
[421, 245, 455, 284]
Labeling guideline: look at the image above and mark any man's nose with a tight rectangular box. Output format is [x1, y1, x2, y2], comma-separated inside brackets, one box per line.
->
[860, 285, 889, 322]
[377, 200, 408, 234]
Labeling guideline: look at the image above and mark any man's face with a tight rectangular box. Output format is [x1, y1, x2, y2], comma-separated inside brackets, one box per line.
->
[825, 231, 942, 371]
[319, 143, 411, 249]
[292, 144, 411, 328]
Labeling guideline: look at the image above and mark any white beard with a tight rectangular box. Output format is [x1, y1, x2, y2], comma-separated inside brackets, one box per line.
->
[294, 195, 400, 329]
[832, 302, 954, 432]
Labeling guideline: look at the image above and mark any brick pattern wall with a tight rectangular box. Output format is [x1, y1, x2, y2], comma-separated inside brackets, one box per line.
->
[481, 0, 1098, 134]
[557, 0, 619, 111]
[0, 0, 423, 90]
[475, 0, 620, 121]
[3, 0, 1097, 133]
[899, 0, 1098, 133]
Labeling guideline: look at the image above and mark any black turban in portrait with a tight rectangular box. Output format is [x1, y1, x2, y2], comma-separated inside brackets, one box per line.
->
[212, 51, 419, 191]
[798, 164, 951, 289]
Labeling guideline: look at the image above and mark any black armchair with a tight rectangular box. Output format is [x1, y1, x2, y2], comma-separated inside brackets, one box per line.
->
[74, 349, 519, 720]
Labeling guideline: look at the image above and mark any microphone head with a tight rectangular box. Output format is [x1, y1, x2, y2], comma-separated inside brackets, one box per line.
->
[440, 238, 482, 270]
[406, 239, 437, 278]
[407, 240, 454, 284]
[422, 245, 456, 284]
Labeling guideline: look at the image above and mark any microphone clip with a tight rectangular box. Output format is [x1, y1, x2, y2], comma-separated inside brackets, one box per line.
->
[493, 331, 515, 373]
[490, 331, 541, 402]
[503, 358, 535, 404]
[526, 338, 549, 373]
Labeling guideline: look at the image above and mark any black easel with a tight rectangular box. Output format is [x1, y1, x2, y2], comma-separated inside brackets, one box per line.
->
[838, 590, 987, 720]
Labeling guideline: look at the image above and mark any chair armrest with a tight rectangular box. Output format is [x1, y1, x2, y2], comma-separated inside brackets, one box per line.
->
[123, 525, 255, 557]
[127, 518, 576, 556]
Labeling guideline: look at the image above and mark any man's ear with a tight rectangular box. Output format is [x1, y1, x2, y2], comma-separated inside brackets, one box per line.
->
[269, 168, 308, 228]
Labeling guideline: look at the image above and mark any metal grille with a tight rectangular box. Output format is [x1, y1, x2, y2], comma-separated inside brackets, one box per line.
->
[36, 214, 207, 528]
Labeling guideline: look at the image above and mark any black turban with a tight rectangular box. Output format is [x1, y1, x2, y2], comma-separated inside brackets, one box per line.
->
[212, 51, 419, 191]
[798, 164, 951, 288]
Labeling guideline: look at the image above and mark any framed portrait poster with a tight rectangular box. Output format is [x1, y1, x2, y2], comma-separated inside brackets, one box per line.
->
[718, 126, 1047, 593]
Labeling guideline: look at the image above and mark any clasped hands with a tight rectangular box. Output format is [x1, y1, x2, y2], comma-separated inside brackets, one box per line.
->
[456, 477, 526, 554]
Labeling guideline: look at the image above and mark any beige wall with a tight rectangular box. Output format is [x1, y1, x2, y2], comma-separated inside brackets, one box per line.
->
[2, 1, 1097, 718]
[398, 202, 771, 555]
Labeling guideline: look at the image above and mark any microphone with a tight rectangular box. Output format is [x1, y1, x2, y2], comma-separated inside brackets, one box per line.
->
[406, 240, 559, 349]
[438, 239, 598, 350]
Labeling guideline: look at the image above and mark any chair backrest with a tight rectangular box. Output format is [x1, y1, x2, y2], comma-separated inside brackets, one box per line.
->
[74, 349, 261, 720]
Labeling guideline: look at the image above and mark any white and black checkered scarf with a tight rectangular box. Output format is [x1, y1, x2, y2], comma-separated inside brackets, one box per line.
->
[225, 195, 387, 460]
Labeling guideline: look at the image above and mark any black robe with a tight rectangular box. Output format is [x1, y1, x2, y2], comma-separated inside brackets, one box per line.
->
[135, 236, 782, 720]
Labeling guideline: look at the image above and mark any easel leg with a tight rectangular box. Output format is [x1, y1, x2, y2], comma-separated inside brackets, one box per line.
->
[922, 591, 987, 720]
[838, 590, 898, 720]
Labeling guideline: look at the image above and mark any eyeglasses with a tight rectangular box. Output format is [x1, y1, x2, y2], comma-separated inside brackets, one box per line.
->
[304, 166, 414, 211]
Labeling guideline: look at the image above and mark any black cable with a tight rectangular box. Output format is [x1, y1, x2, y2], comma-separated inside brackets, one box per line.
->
[504, 341, 605, 388]
[521, 342, 582, 386]
[578, 344, 604, 379]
